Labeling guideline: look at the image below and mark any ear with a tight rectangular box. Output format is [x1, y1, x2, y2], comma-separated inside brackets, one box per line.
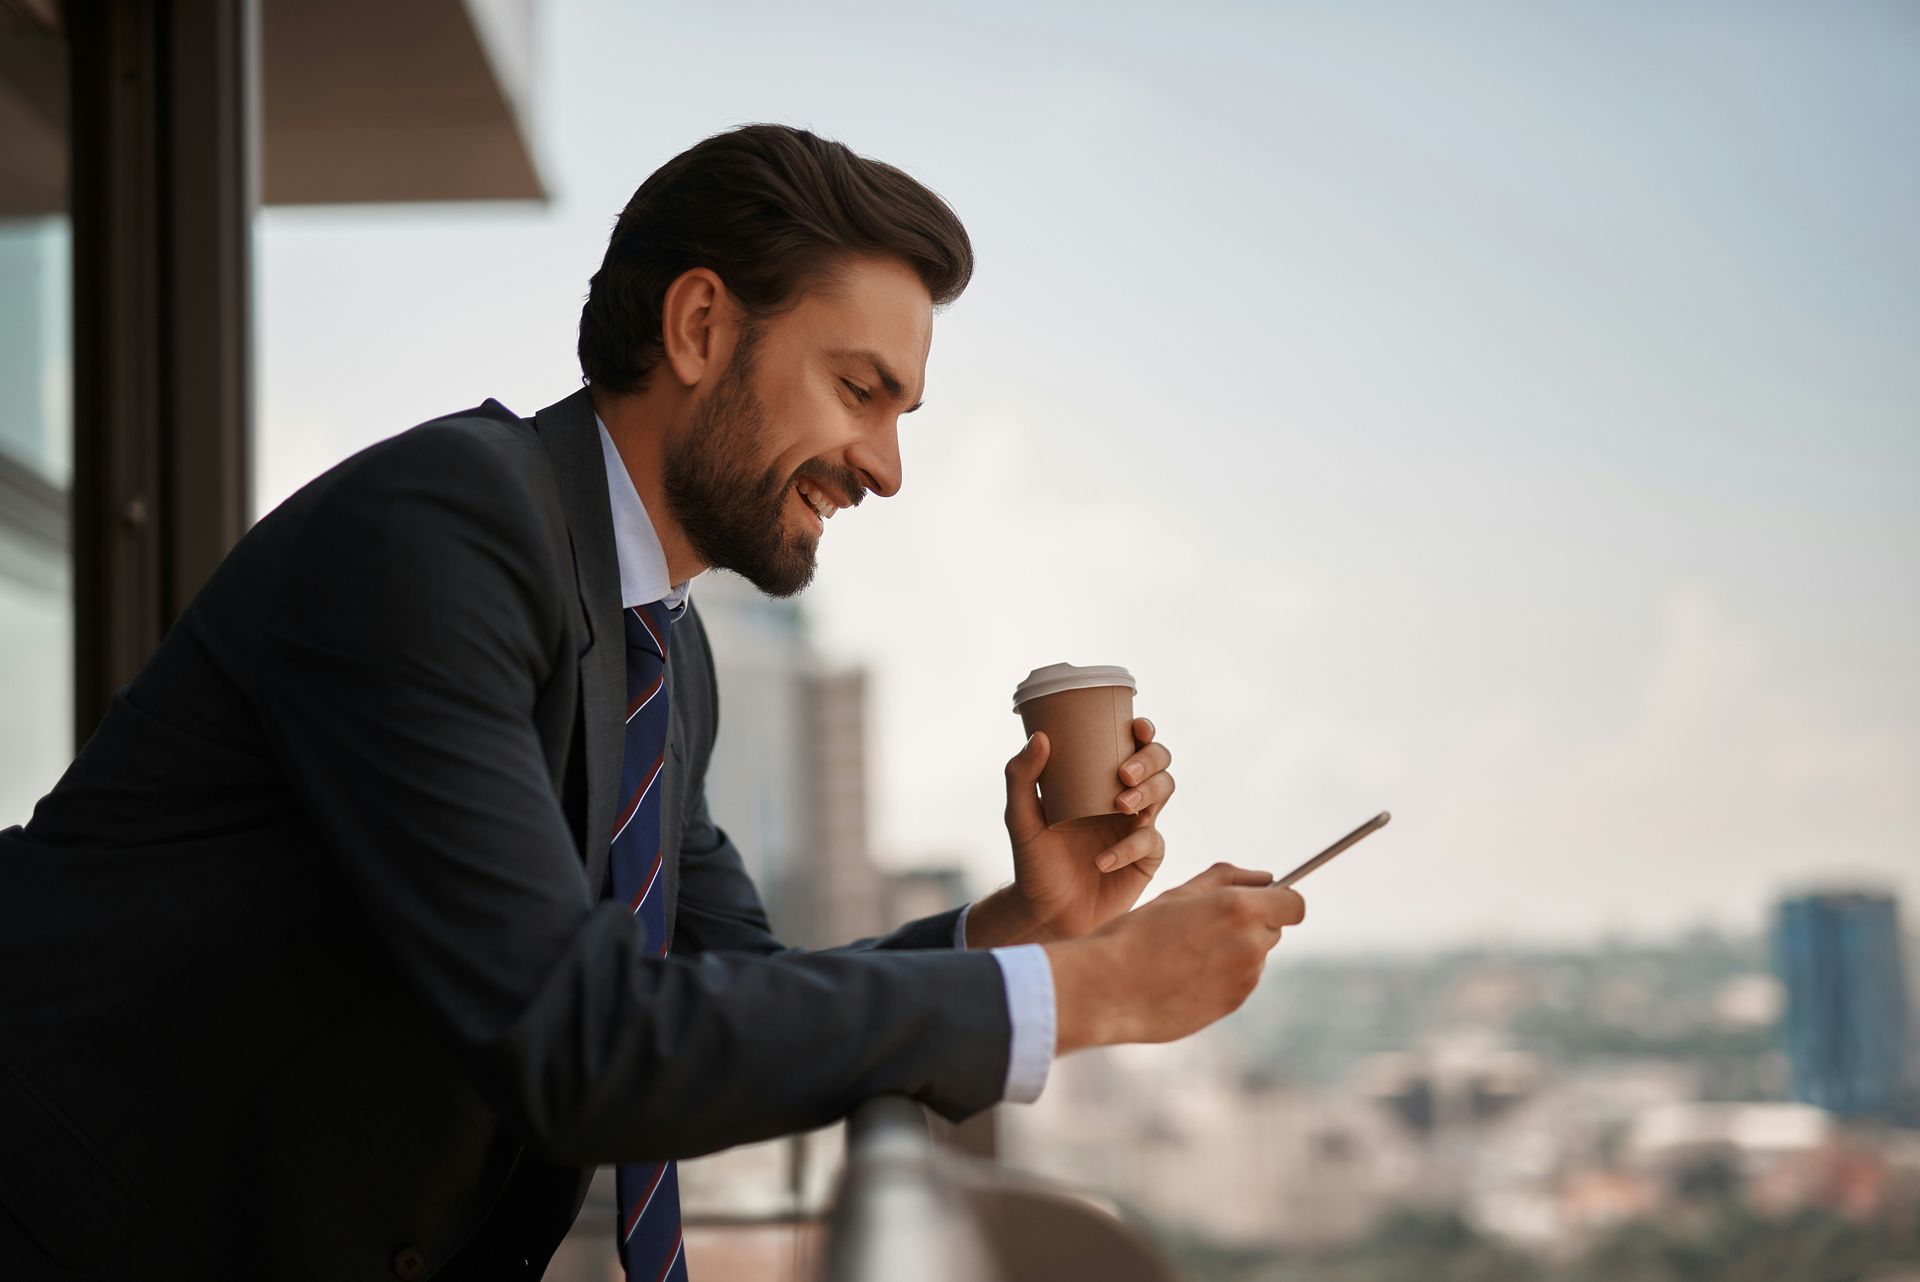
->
[660, 267, 735, 388]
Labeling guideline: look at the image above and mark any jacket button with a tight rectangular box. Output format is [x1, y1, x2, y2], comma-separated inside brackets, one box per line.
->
[391, 1245, 430, 1279]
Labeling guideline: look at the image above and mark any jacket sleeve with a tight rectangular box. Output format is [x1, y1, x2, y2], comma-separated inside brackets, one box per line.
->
[251, 426, 1011, 1165]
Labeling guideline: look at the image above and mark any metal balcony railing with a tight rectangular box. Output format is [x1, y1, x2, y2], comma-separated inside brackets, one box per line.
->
[823, 1097, 1182, 1282]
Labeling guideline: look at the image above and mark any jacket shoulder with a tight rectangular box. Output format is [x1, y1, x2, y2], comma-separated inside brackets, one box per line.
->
[282, 400, 554, 525]
[384, 399, 549, 479]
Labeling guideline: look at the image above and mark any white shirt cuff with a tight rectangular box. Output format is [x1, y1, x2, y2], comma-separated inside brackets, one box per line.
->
[953, 902, 1055, 1105]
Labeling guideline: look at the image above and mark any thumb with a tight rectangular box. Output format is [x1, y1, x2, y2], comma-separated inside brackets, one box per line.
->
[1003, 732, 1050, 841]
[1168, 861, 1275, 897]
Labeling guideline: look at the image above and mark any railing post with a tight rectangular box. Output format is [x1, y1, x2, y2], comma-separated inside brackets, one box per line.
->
[826, 1097, 1186, 1282]
[825, 1097, 999, 1282]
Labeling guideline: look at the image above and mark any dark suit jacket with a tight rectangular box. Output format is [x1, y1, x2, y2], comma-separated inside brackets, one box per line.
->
[0, 389, 1011, 1281]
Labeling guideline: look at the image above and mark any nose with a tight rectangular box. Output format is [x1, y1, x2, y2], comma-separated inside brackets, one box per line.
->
[846, 416, 903, 500]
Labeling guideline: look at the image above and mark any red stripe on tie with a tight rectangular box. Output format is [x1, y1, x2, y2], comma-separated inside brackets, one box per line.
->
[622, 1162, 667, 1240]
[637, 750, 665, 809]
[612, 751, 666, 845]
[627, 672, 665, 723]
[632, 605, 668, 659]
[650, 1229, 684, 1282]
[612, 790, 642, 844]
[629, 845, 665, 915]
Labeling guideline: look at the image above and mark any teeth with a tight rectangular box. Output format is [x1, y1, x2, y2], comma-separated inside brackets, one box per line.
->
[796, 479, 835, 520]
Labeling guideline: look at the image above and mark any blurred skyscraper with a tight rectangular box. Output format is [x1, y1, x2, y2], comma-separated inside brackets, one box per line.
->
[1772, 889, 1913, 1119]
[687, 570, 889, 947]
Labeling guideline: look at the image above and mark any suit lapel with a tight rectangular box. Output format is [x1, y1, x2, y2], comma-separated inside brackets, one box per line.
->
[532, 389, 625, 897]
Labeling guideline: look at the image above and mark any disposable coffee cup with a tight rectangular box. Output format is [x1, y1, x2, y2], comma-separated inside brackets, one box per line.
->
[1012, 663, 1138, 830]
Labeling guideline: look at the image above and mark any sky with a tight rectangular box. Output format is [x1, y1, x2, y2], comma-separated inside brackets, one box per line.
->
[250, 0, 1920, 953]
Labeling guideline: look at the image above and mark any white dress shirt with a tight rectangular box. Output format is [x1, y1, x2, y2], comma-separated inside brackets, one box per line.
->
[595, 417, 1055, 1104]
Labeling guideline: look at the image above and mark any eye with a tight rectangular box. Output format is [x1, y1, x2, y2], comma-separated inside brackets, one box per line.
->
[841, 378, 872, 404]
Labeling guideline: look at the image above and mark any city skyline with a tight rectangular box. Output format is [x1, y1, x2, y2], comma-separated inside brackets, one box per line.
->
[243, 0, 1918, 950]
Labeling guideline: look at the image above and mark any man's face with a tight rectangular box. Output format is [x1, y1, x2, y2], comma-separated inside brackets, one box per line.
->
[662, 254, 932, 597]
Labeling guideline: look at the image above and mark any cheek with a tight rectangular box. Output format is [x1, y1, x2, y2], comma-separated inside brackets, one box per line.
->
[769, 400, 850, 470]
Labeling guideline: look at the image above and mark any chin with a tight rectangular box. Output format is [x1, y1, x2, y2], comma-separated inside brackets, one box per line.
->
[731, 541, 818, 599]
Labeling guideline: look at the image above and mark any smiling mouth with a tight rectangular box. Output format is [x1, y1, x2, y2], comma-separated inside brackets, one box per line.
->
[793, 476, 842, 530]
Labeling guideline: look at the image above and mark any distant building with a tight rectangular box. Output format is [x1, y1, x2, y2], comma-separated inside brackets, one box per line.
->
[884, 866, 975, 934]
[1360, 1040, 1543, 1139]
[1003, 1036, 1422, 1251]
[1773, 890, 1913, 1119]
[800, 667, 887, 947]
[690, 572, 815, 935]
[688, 571, 890, 947]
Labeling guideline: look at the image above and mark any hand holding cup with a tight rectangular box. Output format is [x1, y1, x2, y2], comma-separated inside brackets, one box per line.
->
[982, 663, 1175, 946]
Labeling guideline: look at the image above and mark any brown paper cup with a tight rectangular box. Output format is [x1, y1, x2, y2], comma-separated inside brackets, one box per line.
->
[1015, 671, 1137, 831]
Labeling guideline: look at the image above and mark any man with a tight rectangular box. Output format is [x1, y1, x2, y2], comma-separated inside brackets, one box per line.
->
[0, 124, 1307, 1281]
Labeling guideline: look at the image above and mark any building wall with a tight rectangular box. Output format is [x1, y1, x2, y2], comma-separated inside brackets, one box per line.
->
[1773, 890, 1913, 1118]
[689, 572, 889, 949]
[689, 571, 816, 940]
[800, 667, 886, 948]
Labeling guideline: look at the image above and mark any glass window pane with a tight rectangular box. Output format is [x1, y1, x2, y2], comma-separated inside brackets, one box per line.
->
[1, 7, 74, 812]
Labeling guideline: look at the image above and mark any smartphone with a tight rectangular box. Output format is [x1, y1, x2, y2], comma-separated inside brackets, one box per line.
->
[1277, 811, 1391, 888]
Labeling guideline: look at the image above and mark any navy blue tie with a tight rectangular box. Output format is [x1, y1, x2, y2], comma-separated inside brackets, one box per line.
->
[611, 599, 689, 1282]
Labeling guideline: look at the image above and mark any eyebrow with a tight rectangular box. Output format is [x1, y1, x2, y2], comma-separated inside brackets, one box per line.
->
[827, 346, 923, 413]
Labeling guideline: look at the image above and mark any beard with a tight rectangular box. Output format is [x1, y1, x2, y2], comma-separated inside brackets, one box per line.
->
[661, 323, 862, 598]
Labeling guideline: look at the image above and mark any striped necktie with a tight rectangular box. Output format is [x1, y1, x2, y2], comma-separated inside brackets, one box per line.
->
[611, 599, 689, 1282]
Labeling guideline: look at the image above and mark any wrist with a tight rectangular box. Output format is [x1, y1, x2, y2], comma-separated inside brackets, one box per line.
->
[964, 885, 1063, 949]
[1042, 935, 1122, 1054]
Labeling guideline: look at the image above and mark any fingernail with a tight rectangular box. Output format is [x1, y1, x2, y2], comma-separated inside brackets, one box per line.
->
[1096, 853, 1117, 872]
[1118, 790, 1142, 812]
[1123, 763, 1143, 784]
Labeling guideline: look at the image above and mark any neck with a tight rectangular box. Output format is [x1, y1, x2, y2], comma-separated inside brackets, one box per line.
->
[589, 383, 708, 586]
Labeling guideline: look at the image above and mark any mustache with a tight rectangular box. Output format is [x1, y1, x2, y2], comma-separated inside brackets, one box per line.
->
[790, 460, 867, 510]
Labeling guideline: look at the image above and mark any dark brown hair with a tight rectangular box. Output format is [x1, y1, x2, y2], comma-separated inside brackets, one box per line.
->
[578, 124, 973, 393]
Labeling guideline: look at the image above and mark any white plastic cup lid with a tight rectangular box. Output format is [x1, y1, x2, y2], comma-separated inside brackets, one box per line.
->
[1012, 663, 1137, 711]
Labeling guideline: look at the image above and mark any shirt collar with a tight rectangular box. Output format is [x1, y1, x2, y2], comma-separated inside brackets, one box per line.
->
[596, 413, 695, 618]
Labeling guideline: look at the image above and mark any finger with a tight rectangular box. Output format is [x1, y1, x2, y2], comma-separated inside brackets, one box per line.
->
[1176, 862, 1275, 894]
[1002, 732, 1051, 841]
[1131, 716, 1157, 748]
[1116, 769, 1174, 816]
[1117, 740, 1172, 789]
[1256, 884, 1307, 932]
[1094, 826, 1165, 874]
